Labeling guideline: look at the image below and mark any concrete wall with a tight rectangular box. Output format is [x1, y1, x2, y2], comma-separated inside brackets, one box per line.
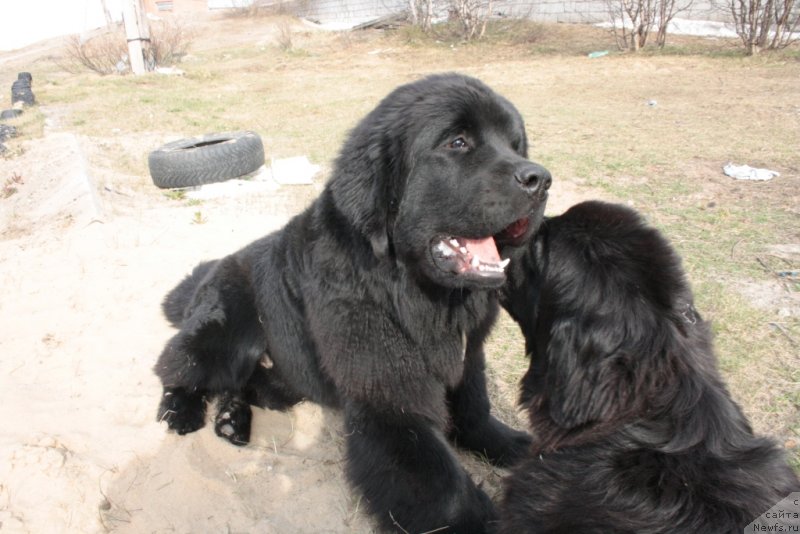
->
[145, 0, 208, 13]
[291, 0, 730, 27]
[292, 0, 407, 25]
[494, 0, 725, 24]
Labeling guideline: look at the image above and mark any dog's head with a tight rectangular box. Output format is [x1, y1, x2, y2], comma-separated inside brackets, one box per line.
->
[328, 73, 551, 290]
[509, 201, 702, 442]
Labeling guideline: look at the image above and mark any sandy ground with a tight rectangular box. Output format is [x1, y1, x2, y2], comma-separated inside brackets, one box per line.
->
[0, 105, 602, 533]
[0, 119, 379, 532]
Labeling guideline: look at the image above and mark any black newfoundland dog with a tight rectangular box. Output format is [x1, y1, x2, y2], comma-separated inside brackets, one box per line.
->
[499, 200, 799, 533]
[154, 73, 551, 533]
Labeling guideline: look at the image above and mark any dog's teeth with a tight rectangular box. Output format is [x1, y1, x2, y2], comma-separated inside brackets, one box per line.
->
[450, 239, 460, 247]
[436, 241, 456, 257]
[460, 247, 468, 254]
[499, 258, 510, 269]
[471, 256, 480, 268]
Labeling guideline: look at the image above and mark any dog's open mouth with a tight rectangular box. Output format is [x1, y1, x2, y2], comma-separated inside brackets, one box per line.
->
[494, 217, 531, 245]
[431, 217, 530, 279]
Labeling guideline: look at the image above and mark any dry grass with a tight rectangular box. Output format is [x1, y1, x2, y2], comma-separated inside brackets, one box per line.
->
[2, 15, 797, 468]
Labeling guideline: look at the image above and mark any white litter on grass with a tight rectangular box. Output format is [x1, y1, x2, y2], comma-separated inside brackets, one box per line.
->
[270, 156, 320, 185]
[185, 166, 278, 200]
[723, 163, 780, 181]
[183, 156, 320, 200]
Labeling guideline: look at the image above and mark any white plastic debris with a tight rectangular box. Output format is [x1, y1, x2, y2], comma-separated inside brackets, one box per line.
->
[723, 163, 780, 181]
[184, 156, 320, 200]
[270, 156, 320, 185]
[185, 166, 278, 200]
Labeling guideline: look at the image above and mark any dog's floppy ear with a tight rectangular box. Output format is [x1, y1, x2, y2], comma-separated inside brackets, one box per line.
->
[328, 117, 406, 260]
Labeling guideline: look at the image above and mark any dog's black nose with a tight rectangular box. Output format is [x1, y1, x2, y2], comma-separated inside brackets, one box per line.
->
[514, 163, 552, 193]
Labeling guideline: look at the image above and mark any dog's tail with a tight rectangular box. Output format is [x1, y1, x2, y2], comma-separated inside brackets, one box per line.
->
[161, 260, 218, 328]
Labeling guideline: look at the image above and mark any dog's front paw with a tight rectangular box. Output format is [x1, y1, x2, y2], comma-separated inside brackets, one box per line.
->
[500, 428, 534, 466]
[453, 415, 533, 467]
[214, 396, 252, 446]
[157, 387, 207, 435]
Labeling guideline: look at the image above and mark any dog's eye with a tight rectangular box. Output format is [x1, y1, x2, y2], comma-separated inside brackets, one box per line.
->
[446, 137, 470, 150]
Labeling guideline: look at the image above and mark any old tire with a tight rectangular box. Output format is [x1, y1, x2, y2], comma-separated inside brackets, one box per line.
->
[148, 131, 265, 189]
[0, 109, 23, 120]
[11, 80, 35, 106]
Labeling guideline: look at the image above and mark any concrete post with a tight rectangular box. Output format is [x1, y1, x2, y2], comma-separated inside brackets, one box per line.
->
[123, 0, 151, 74]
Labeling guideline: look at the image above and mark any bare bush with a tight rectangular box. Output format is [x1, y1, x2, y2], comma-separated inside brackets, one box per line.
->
[607, 0, 692, 50]
[62, 31, 128, 75]
[607, 0, 654, 50]
[656, 0, 694, 46]
[729, 0, 800, 54]
[409, 0, 435, 32]
[276, 19, 294, 51]
[149, 19, 195, 65]
[407, 0, 504, 41]
[449, 0, 494, 40]
[62, 19, 194, 75]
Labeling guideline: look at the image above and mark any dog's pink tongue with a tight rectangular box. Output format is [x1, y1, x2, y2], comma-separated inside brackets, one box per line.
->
[462, 237, 500, 262]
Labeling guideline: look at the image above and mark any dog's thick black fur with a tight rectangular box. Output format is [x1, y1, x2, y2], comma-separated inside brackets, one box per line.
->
[498, 200, 800, 533]
[154, 73, 552, 533]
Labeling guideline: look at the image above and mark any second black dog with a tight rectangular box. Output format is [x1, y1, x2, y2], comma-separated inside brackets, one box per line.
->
[499, 200, 799, 533]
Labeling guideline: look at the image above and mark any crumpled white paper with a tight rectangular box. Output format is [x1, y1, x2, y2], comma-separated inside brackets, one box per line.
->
[184, 156, 320, 200]
[723, 163, 780, 181]
[270, 156, 320, 185]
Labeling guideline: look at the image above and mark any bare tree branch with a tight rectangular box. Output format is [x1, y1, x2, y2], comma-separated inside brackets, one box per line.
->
[730, 0, 798, 54]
